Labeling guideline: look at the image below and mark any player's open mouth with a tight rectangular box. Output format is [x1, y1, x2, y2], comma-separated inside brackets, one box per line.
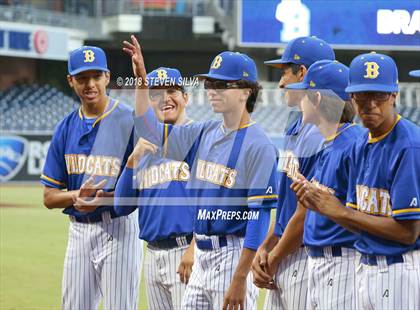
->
[84, 91, 98, 100]
[160, 104, 175, 112]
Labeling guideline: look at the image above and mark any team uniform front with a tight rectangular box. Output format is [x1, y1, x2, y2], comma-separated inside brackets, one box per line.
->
[135, 106, 279, 309]
[346, 116, 420, 310]
[41, 99, 142, 310]
[304, 123, 364, 310]
[115, 140, 196, 310]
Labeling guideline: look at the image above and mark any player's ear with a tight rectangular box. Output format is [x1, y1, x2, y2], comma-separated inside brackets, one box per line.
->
[314, 91, 322, 108]
[183, 91, 189, 105]
[298, 65, 307, 82]
[104, 72, 110, 86]
[67, 75, 74, 88]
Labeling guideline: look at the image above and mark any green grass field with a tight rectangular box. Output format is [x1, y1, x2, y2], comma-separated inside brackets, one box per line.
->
[0, 184, 266, 309]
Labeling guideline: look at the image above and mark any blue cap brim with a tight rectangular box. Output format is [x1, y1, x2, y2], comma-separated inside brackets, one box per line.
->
[194, 73, 240, 81]
[345, 84, 399, 93]
[69, 66, 110, 76]
[409, 70, 420, 77]
[285, 82, 309, 90]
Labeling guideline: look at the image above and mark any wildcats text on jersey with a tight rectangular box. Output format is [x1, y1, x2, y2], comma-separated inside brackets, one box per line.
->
[64, 154, 121, 177]
[355, 185, 392, 217]
[137, 160, 190, 190]
[196, 159, 237, 188]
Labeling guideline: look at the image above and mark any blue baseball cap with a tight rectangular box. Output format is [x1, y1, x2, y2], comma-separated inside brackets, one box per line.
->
[286, 60, 349, 100]
[147, 67, 183, 88]
[345, 52, 399, 93]
[68, 46, 109, 76]
[264, 37, 335, 69]
[195, 51, 258, 82]
[409, 70, 420, 77]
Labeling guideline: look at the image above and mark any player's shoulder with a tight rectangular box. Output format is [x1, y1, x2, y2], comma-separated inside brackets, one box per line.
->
[53, 107, 81, 134]
[393, 116, 420, 148]
[108, 98, 134, 119]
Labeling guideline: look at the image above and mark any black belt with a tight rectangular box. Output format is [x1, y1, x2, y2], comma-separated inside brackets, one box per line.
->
[196, 236, 228, 250]
[361, 254, 404, 266]
[148, 234, 193, 250]
[72, 210, 120, 224]
[307, 245, 345, 258]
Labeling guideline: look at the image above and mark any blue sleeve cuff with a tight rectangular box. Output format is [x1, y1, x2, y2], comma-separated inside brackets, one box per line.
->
[243, 208, 271, 251]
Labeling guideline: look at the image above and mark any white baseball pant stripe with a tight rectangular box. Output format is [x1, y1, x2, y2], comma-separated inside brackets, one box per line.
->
[145, 244, 188, 310]
[356, 250, 420, 310]
[62, 212, 143, 310]
[306, 247, 358, 310]
[264, 247, 308, 310]
[182, 235, 258, 310]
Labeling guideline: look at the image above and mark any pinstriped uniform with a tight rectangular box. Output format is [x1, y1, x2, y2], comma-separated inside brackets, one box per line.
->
[183, 236, 258, 310]
[62, 211, 142, 310]
[144, 244, 189, 310]
[307, 248, 359, 310]
[356, 250, 420, 310]
[263, 247, 308, 310]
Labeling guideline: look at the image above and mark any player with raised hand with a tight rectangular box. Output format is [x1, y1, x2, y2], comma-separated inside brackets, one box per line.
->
[114, 67, 196, 310]
[293, 52, 420, 309]
[123, 35, 279, 309]
[41, 46, 142, 309]
[283, 60, 363, 309]
[252, 36, 335, 310]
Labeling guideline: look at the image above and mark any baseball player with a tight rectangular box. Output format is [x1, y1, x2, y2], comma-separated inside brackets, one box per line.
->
[41, 46, 142, 309]
[114, 67, 196, 310]
[293, 52, 420, 309]
[286, 59, 364, 309]
[251, 36, 335, 310]
[123, 35, 279, 309]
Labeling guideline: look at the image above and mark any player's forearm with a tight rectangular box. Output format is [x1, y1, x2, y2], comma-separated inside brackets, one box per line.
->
[270, 204, 305, 263]
[260, 220, 279, 252]
[331, 206, 419, 245]
[232, 247, 256, 281]
[134, 85, 150, 116]
[43, 187, 78, 209]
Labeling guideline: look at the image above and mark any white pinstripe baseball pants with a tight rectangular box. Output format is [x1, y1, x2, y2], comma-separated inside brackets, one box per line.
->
[61, 212, 143, 310]
[144, 244, 189, 310]
[182, 235, 258, 310]
[264, 247, 308, 310]
[356, 250, 420, 310]
[307, 247, 358, 310]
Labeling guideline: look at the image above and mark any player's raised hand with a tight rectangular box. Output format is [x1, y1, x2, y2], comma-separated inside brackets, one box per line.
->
[123, 35, 147, 84]
[127, 138, 158, 168]
[177, 241, 194, 284]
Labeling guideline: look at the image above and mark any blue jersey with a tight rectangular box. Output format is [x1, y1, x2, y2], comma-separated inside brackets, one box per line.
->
[133, 147, 196, 242]
[274, 115, 324, 236]
[304, 123, 365, 247]
[41, 99, 134, 218]
[346, 116, 420, 256]
[135, 108, 279, 237]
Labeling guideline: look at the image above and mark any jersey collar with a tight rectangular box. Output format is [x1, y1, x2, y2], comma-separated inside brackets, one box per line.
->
[324, 122, 356, 143]
[368, 114, 401, 144]
[220, 120, 256, 135]
[78, 98, 120, 128]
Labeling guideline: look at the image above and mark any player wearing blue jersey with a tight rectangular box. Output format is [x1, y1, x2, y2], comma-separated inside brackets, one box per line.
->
[123, 35, 279, 309]
[286, 60, 363, 309]
[114, 67, 196, 310]
[41, 46, 142, 310]
[252, 37, 335, 310]
[293, 53, 420, 309]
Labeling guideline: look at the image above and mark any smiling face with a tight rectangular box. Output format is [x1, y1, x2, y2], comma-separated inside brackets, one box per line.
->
[149, 87, 188, 124]
[67, 70, 110, 106]
[204, 79, 250, 114]
[351, 92, 397, 133]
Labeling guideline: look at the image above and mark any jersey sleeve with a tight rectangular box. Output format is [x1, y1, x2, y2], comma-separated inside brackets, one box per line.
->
[134, 107, 205, 162]
[390, 147, 420, 220]
[247, 143, 279, 209]
[114, 167, 139, 216]
[345, 141, 358, 210]
[40, 124, 67, 189]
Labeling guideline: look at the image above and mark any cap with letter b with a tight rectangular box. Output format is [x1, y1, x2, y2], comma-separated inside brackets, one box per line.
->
[345, 52, 399, 93]
[147, 67, 183, 88]
[195, 51, 258, 83]
[68, 46, 109, 76]
[264, 36, 335, 69]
